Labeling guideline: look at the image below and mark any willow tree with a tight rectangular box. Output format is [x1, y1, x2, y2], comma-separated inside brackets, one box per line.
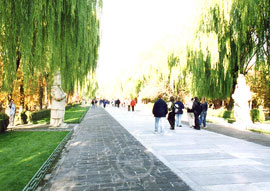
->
[187, 0, 269, 109]
[0, 0, 102, 105]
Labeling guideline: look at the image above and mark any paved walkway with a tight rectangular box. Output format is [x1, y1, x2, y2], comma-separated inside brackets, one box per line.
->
[42, 107, 191, 191]
[106, 106, 270, 191]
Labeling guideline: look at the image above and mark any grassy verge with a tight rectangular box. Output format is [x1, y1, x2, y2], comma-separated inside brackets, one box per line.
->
[34, 105, 89, 124]
[250, 129, 270, 135]
[0, 131, 69, 191]
[64, 105, 89, 123]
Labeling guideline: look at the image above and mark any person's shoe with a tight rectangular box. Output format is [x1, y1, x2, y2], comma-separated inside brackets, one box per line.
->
[204, 126, 207, 129]
[179, 125, 182, 127]
[154, 131, 158, 134]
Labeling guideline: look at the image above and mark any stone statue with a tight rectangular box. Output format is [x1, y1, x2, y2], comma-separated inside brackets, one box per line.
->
[232, 74, 253, 129]
[81, 91, 85, 106]
[50, 71, 66, 127]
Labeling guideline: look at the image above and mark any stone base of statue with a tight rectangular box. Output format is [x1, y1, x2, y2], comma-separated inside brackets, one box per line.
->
[233, 121, 253, 130]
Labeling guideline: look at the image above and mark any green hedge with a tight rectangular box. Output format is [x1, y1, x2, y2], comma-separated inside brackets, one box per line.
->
[0, 113, 9, 133]
[250, 108, 265, 122]
[223, 110, 234, 119]
[31, 109, 51, 121]
[19, 104, 81, 124]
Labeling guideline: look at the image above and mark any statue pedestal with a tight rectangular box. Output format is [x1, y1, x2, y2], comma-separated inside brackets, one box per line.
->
[50, 123, 68, 129]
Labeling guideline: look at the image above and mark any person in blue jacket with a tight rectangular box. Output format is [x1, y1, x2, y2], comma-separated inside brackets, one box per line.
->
[175, 98, 185, 127]
[152, 94, 168, 134]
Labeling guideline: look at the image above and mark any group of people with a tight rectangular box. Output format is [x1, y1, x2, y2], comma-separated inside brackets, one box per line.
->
[152, 94, 208, 133]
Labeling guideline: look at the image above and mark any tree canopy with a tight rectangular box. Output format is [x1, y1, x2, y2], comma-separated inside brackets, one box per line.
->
[0, 0, 102, 95]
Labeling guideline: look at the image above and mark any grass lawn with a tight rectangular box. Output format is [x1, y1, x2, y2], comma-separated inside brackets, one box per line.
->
[0, 131, 69, 191]
[64, 105, 89, 123]
[250, 129, 270, 135]
[34, 105, 89, 124]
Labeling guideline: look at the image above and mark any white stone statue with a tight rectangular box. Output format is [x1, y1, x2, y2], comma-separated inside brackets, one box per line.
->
[81, 91, 86, 106]
[232, 74, 253, 129]
[50, 71, 67, 127]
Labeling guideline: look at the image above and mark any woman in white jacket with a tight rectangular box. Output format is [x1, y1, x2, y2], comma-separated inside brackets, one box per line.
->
[186, 98, 195, 128]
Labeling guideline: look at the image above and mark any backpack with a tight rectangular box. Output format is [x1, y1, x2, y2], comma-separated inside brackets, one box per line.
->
[174, 103, 180, 113]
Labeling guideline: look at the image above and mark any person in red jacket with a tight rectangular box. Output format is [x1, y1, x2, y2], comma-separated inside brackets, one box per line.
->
[130, 99, 136, 112]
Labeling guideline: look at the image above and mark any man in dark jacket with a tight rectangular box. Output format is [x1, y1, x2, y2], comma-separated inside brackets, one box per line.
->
[152, 95, 168, 134]
[199, 97, 208, 128]
[192, 97, 202, 130]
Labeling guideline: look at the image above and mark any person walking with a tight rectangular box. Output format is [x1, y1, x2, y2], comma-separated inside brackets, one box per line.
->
[152, 94, 168, 134]
[130, 99, 136, 112]
[200, 97, 208, 128]
[8, 99, 16, 127]
[167, 96, 176, 130]
[186, 98, 195, 128]
[175, 98, 185, 127]
[192, 97, 202, 130]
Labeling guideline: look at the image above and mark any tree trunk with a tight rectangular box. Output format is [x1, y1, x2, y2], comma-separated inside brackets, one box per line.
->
[226, 72, 238, 111]
[20, 83, 25, 110]
[39, 85, 43, 110]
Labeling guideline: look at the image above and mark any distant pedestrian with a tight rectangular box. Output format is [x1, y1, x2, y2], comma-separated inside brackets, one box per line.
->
[199, 97, 208, 128]
[152, 94, 168, 134]
[116, 99, 120, 108]
[186, 98, 195, 128]
[130, 99, 136, 112]
[91, 99, 95, 108]
[103, 99, 108, 108]
[192, 97, 202, 130]
[8, 99, 16, 127]
[167, 96, 176, 130]
[175, 98, 185, 127]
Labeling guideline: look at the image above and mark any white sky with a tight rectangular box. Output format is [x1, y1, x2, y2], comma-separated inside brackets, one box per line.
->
[96, 0, 200, 96]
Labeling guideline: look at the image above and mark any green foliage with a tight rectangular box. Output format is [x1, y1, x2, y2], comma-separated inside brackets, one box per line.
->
[223, 110, 234, 119]
[186, 47, 233, 99]
[208, 108, 235, 120]
[20, 111, 28, 124]
[188, 0, 270, 102]
[0, 0, 102, 94]
[0, 131, 68, 190]
[250, 108, 265, 122]
[31, 109, 51, 122]
[32, 104, 88, 124]
[250, 129, 270, 135]
[0, 112, 9, 133]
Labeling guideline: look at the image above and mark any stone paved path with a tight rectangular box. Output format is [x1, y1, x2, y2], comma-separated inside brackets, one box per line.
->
[42, 107, 192, 191]
[106, 106, 270, 191]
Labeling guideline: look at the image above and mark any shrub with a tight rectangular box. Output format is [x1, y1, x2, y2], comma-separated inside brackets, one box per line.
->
[31, 109, 51, 121]
[223, 110, 234, 119]
[250, 108, 265, 122]
[20, 111, 28, 124]
[0, 112, 9, 133]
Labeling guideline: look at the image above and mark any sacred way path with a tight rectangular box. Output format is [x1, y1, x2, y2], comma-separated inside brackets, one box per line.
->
[42, 105, 270, 191]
